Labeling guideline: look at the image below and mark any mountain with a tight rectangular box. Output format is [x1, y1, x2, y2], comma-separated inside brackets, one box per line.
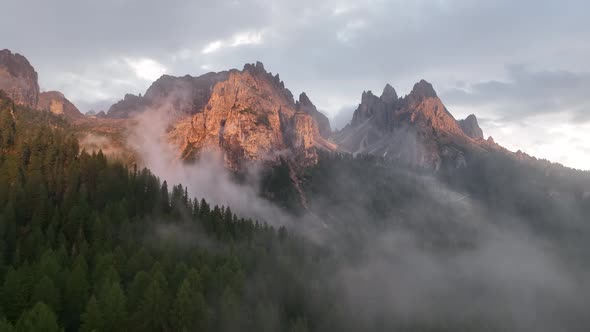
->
[0, 49, 39, 108]
[333, 80, 496, 170]
[0, 49, 572, 175]
[0, 49, 84, 120]
[169, 62, 337, 169]
[106, 61, 335, 169]
[38, 91, 84, 118]
[1, 50, 590, 332]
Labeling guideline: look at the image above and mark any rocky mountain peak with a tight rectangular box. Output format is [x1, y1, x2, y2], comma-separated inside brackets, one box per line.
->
[298, 92, 313, 107]
[107, 93, 145, 118]
[38, 91, 84, 118]
[0, 49, 40, 108]
[361, 90, 377, 104]
[243, 61, 266, 74]
[165, 63, 333, 169]
[351, 89, 390, 128]
[408, 79, 437, 101]
[459, 114, 484, 140]
[380, 84, 398, 103]
[334, 79, 496, 170]
[297, 92, 331, 138]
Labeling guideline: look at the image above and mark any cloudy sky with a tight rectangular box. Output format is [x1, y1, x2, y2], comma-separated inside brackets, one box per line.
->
[2, 0, 589, 169]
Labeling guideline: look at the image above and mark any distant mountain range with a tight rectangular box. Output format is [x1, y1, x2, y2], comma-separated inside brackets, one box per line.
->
[0, 48, 567, 172]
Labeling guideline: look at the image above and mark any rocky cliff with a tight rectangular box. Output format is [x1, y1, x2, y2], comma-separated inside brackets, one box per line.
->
[0, 49, 84, 120]
[333, 80, 496, 170]
[168, 62, 334, 169]
[38, 91, 84, 118]
[0, 49, 39, 108]
[458, 114, 484, 140]
[296, 92, 331, 138]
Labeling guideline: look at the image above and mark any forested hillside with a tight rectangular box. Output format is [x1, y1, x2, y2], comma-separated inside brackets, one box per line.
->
[0, 93, 329, 332]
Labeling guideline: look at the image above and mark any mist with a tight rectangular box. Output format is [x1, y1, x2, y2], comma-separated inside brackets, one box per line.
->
[125, 101, 590, 331]
[124, 105, 333, 238]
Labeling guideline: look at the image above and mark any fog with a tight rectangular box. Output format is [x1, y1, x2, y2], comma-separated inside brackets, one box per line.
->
[125, 102, 590, 331]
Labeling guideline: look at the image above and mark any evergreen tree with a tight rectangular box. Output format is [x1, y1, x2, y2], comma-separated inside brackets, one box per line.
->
[171, 278, 210, 331]
[32, 276, 61, 315]
[15, 302, 61, 332]
[136, 272, 170, 331]
[2, 268, 28, 322]
[160, 181, 170, 214]
[63, 262, 89, 331]
[98, 282, 126, 332]
[79, 296, 102, 332]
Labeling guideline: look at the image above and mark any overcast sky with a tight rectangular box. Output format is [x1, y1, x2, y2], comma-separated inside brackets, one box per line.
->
[2, 0, 589, 169]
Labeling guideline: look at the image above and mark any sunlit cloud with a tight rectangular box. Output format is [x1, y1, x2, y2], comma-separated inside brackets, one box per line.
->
[201, 30, 265, 54]
[202, 40, 224, 54]
[124, 57, 167, 81]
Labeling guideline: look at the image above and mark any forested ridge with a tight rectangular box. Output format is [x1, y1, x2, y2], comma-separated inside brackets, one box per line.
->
[0, 93, 329, 331]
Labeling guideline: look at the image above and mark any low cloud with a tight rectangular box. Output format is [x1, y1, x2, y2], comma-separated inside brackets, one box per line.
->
[120, 90, 590, 330]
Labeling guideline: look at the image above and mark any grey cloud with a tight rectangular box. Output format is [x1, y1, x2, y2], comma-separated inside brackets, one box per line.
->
[2, 0, 590, 167]
[4, 0, 589, 113]
[443, 65, 590, 122]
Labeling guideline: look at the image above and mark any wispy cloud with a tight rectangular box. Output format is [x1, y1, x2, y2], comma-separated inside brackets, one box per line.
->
[202, 30, 265, 54]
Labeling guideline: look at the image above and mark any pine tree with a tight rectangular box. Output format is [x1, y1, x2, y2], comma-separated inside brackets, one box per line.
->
[218, 286, 241, 332]
[2, 268, 28, 322]
[63, 261, 89, 331]
[160, 181, 170, 214]
[15, 302, 61, 332]
[127, 271, 150, 313]
[171, 278, 210, 331]
[99, 281, 127, 332]
[32, 276, 61, 315]
[136, 272, 170, 331]
[80, 296, 102, 332]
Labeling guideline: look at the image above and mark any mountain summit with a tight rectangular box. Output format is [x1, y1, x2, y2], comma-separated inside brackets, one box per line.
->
[334, 80, 493, 170]
[0, 49, 39, 108]
[167, 62, 335, 169]
[0, 49, 510, 172]
[105, 60, 334, 169]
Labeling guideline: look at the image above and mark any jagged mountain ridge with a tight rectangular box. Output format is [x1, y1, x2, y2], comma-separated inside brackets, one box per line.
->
[333, 80, 498, 170]
[0, 48, 572, 173]
[164, 62, 336, 169]
[0, 49, 83, 118]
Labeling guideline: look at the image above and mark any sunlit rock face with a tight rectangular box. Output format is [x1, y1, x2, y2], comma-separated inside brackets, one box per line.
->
[333, 80, 495, 170]
[38, 91, 84, 118]
[0, 49, 40, 108]
[169, 62, 333, 169]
